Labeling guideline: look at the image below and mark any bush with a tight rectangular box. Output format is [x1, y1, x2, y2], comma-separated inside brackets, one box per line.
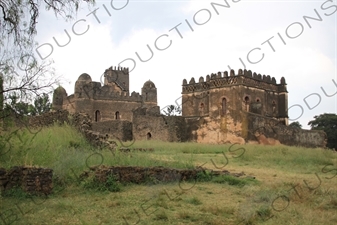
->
[196, 170, 213, 182]
[212, 175, 247, 187]
[82, 174, 121, 192]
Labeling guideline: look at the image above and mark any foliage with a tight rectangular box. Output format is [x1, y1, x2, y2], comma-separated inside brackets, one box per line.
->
[308, 113, 337, 149]
[289, 121, 302, 129]
[2, 93, 51, 120]
[30, 93, 52, 115]
[212, 175, 248, 187]
[82, 174, 121, 193]
[0, 0, 95, 45]
[162, 104, 181, 116]
[1, 186, 31, 199]
[0, 0, 94, 117]
[196, 170, 213, 182]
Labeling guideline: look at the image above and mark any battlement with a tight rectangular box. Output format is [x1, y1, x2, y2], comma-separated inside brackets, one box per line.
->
[105, 66, 129, 73]
[104, 66, 130, 91]
[182, 69, 287, 94]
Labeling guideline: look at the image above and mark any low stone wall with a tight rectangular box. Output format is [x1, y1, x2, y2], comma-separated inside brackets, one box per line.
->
[95, 166, 203, 184]
[0, 166, 53, 195]
[28, 110, 69, 127]
[93, 166, 249, 184]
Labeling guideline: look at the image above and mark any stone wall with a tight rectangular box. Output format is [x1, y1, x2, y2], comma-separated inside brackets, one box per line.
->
[133, 114, 187, 142]
[28, 110, 69, 127]
[92, 120, 133, 142]
[245, 112, 327, 148]
[185, 115, 246, 144]
[95, 166, 203, 184]
[0, 166, 53, 195]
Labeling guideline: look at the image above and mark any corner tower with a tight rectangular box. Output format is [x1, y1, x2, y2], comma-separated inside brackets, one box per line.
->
[104, 66, 129, 92]
[142, 80, 157, 106]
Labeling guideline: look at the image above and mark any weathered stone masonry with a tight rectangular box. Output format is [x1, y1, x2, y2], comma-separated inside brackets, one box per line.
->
[52, 67, 326, 148]
[0, 166, 53, 195]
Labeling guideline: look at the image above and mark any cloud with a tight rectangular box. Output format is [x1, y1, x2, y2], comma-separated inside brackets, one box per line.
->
[33, 0, 336, 127]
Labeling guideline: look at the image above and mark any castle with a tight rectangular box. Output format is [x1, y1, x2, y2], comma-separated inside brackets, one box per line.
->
[52, 67, 326, 148]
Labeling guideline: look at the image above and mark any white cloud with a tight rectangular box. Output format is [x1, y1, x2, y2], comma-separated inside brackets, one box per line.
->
[33, 0, 336, 128]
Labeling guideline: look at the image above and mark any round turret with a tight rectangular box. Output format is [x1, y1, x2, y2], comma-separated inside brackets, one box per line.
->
[142, 80, 157, 104]
[143, 80, 156, 89]
[77, 73, 92, 82]
[52, 86, 68, 110]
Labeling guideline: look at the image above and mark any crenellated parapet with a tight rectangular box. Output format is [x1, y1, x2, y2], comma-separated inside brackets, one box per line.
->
[182, 69, 287, 94]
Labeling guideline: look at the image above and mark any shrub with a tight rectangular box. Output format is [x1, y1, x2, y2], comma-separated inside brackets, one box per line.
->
[82, 174, 121, 192]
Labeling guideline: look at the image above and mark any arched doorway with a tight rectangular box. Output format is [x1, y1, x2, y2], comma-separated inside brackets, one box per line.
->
[147, 132, 152, 140]
[95, 110, 101, 122]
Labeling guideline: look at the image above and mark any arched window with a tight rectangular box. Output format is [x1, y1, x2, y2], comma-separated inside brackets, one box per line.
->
[222, 98, 227, 115]
[115, 111, 120, 120]
[272, 101, 276, 115]
[244, 96, 250, 112]
[200, 103, 204, 116]
[95, 110, 101, 122]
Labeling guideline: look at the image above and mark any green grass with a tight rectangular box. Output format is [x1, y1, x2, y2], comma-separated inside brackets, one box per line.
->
[1, 124, 337, 225]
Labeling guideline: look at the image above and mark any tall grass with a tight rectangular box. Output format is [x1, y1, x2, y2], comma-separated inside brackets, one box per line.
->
[1, 124, 336, 181]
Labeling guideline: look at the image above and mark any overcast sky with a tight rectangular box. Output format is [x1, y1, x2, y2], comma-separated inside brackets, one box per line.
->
[34, 0, 336, 129]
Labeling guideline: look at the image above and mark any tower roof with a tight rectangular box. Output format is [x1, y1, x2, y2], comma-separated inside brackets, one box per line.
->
[143, 80, 156, 89]
[77, 73, 92, 82]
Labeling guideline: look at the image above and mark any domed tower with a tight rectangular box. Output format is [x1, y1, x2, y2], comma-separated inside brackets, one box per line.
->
[75, 73, 92, 98]
[141, 80, 157, 106]
[52, 86, 68, 110]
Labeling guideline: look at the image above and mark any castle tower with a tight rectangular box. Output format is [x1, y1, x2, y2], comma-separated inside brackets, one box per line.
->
[141, 80, 157, 106]
[74, 73, 93, 99]
[181, 69, 289, 122]
[104, 66, 129, 92]
[277, 77, 288, 125]
[52, 86, 68, 110]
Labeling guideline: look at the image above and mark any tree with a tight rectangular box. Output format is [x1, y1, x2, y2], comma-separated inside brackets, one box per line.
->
[0, 0, 94, 118]
[1, 0, 95, 45]
[162, 105, 181, 116]
[289, 121, 302, 129]
[4, 93, 51, 116]
[308, 113, 337, 149]
[31, 93, 51, 115]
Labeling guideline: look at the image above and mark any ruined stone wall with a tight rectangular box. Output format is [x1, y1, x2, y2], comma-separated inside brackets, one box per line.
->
[184, 113, 245, 144]
[92, 120, 133, 142]
[245, 112, 326, 148]
[63, 94, 75, 114]
[0, 166, 53, 195]
[28, 110, 69, 127]
[95, 166, 203, 184]
[133, 113, 187, 142]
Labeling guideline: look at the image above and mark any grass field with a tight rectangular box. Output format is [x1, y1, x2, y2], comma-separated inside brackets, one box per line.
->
[0, 124, 337, 225]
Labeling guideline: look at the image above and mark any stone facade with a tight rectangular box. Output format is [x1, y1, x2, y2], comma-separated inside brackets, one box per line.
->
[181, 69, 326, 147]
[52, 67, 326, 148]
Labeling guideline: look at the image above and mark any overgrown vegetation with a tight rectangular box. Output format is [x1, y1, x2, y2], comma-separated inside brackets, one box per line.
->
[0, 124, 337, 224]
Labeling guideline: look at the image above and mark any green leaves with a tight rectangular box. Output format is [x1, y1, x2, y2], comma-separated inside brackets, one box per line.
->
[308, 113, 337, 149]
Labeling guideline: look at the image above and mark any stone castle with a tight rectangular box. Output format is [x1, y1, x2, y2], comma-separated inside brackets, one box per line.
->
[52, 66, 326, 148]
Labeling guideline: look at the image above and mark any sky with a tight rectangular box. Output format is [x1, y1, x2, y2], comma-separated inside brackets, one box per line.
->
[34, 0, 337, 129]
